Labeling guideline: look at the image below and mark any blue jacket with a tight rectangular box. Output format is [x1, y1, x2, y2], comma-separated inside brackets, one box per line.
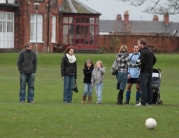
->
[128, 53, 140, 78]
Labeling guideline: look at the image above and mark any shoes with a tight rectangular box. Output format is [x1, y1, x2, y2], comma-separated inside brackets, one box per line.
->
[28, 101, 34, 103]
[20, 101, 24, 104]
[124, 101, 129, 104]
[146, 103, 152, 106]
[117, 102, 123, 105]
[136, 101, 139, 104]
[135, 103, 146, 106]
[96, 102, 102, 104]
[81, 101, 85, 104]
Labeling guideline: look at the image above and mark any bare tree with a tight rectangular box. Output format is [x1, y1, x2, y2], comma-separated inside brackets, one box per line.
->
[118, 0, 179, 15]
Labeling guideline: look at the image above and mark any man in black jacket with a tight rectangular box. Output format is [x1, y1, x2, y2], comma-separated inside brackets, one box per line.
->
[136, 38, 156, 106]
[17, 42, 37, 103]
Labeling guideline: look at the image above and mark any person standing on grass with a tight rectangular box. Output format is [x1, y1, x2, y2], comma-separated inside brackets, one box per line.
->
[114, 45, 140, 105]
[124, 44, 140, 104]
[91, 60, 105, 104]
[136, 38, 156, 106]
[81, 60, 94, 103]
[61, 46, 77, 103]
[17, 42, 37, 103]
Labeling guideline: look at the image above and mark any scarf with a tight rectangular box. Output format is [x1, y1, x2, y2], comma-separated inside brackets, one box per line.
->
[66, 53, 76, 63]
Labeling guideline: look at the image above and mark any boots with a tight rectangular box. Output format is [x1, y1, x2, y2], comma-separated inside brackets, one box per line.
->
[88, 96, 92, 103]
[117, 90, 124, 105]
[81, 96, 86, 103]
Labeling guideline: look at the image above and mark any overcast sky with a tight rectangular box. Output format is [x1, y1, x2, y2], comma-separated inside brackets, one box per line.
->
[77, 0, 178, 22]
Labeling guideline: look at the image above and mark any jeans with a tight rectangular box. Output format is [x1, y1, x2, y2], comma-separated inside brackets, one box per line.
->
[19, 73, 35, 102]
[63, 75, 75, 103]
[95, 82, 103, 103]
[140, 73, 153, 105]
[83, 83, 93, 96]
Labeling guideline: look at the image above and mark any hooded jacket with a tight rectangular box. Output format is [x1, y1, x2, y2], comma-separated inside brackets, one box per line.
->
[17, 49, 37, 73]
[91, 67, 105, 84]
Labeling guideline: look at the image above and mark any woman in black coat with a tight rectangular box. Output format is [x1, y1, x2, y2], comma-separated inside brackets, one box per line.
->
[61, 46, 77, 103]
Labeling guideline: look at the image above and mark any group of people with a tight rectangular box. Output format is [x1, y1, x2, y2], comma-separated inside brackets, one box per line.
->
[114, 38, 156, 106]
[60, 46, 105, 104]
[17, 38, 156, 106]
[112, 38, 156, 106]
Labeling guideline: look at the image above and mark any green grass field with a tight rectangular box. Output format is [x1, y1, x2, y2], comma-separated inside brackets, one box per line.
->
[0, 53, 179, 138]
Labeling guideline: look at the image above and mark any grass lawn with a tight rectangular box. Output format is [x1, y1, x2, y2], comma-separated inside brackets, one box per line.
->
[0, 53, 179, 138]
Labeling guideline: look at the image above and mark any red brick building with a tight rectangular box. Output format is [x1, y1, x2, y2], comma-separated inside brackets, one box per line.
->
[99, 11, 179, 53]
[0, 0, 100, 52]
[1, 1, 179, 53]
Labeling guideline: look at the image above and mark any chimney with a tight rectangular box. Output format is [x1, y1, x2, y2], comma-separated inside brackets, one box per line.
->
[164, 12, 169, 25]
[153, 15, 158, 21]
[124, 11, 129, 23]
[116, 14, 122, 21]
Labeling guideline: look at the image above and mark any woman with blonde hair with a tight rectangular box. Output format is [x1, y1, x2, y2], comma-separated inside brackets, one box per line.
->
[113, 45, 140, 105]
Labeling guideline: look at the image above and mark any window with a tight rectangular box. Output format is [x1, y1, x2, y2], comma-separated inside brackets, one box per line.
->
[30, 14, 43, 42]
[63, 17, 74, 45]
[52, 0, 57, 4]
[62, 16, 99, 46]
[51, 15, 56, 43]
[0, 12, 14, 48]
[0, 0, 15, 3]
[32, 0, 44, 2]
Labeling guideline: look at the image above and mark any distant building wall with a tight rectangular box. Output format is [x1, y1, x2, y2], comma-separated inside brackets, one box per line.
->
[99, 35, 179, 53]
[14, 0, 62, 52]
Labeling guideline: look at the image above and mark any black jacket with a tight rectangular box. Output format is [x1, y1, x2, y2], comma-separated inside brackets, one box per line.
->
[17, 49, 37, 73]
[61, 55, 77, 78]
[140, 46, 156, 73]
[83, 63, 94, 83]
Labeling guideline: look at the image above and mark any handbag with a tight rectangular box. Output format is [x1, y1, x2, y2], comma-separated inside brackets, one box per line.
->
[110, 68, 118, 75]
[73, 80, 78, 93]
[110, 59, 118, 75]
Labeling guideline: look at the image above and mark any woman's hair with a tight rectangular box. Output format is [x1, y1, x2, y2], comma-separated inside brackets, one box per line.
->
[64, 46, 75, 54]
[119, 45, 128, 53]
[96, 60, 103, 67]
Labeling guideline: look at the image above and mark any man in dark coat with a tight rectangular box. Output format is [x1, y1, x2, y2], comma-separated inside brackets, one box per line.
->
[136, 38, 156, 106]
[17, 42, 37, 103]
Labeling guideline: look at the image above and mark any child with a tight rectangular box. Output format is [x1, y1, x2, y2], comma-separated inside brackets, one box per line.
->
[81, 60, 94, 103]
[91, 60, 105, 104]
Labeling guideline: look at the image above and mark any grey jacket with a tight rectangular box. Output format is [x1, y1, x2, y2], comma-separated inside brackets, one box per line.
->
[17, 49, 37, 73]
[91, 67, 105, 84]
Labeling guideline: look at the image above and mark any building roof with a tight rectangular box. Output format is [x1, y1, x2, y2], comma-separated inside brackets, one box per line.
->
[62, 0, 101, 15]
[99, 20, 179, 36]
[0, 2, 19, 9]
